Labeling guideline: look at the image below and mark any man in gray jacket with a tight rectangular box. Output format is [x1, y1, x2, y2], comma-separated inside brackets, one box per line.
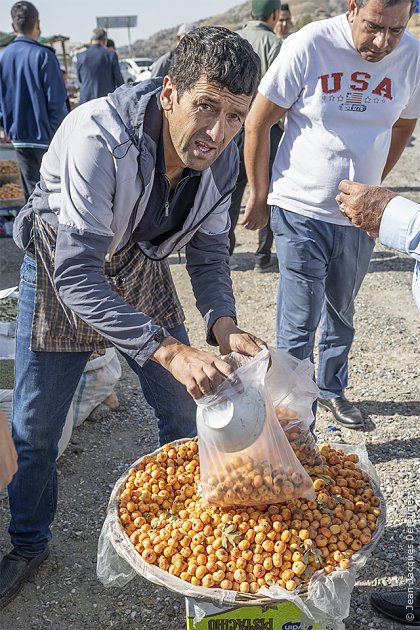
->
[228, 0, 282, 272]
[0, 26, 261, 609]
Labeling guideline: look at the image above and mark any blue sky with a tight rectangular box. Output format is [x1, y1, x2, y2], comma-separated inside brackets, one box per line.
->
[0, 0, 244, 46]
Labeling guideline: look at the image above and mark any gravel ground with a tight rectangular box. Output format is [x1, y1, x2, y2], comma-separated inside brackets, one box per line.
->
[0, 125, 419, 629]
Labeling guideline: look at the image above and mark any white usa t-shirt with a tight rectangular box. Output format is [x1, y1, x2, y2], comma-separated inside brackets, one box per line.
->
[259, 14, 420, 224]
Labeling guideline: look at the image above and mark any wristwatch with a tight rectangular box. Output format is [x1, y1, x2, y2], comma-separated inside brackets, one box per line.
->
[152, 328, 167, 345]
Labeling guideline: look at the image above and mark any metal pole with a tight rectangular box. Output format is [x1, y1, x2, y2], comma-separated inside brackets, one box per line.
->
[127, 18, 132, 57]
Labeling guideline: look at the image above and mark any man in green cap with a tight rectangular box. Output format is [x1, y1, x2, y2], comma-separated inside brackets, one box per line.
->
[228, 0, 282, 273]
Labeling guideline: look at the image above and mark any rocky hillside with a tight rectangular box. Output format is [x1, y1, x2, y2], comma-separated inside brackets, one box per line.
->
[120, 0, 348, 59]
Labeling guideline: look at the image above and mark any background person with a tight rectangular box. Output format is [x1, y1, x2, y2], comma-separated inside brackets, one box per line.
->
[337, 180, 420, 626]
[274, 2, 293, 39]
[0, 26, 261, 610]
[229, 0, 282, 272]
[76, 27, 124, 103]
[105, 38, 116, 52]
[150, 23, 195, 78]
[0, 1, 69, 200]
[242, 0, 420, 430]
[337, 180, 420, 309]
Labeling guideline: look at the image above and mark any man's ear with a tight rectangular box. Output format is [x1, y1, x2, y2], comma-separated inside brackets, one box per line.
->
[348, 0, 358, 21]
[161, 76, 175, 111]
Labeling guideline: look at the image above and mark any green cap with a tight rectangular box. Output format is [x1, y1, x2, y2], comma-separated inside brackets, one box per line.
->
[251, 0, 281, 19]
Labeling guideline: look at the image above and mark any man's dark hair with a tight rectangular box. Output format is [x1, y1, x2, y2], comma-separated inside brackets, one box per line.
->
[355, 0, 415, 15]
[280, 3, 290, 10]
[169, 26, 261, 100]
[11, 1, 39, 35]
[106, 38, 115, 49]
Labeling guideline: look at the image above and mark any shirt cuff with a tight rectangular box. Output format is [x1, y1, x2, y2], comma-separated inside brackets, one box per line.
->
[135, 327, 170, 366]
[379, 196, 419, 255]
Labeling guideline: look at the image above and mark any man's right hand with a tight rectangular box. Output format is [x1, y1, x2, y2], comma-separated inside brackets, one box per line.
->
[151, 338, 234, 399]
[239, 196, 270, 231]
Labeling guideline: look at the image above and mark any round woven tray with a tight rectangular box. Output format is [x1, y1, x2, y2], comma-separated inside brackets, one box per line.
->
[106, 439, 386, 606]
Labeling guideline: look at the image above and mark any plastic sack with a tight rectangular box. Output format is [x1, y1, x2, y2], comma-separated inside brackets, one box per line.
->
[96, 440, 385, 629]
[195, 348, 316, 507]
[222, 348, 321, 467]
[72, 347, 121, 427]
[266, 346, 322, 466]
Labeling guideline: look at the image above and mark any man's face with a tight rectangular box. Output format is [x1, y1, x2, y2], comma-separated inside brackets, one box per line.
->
[348, 0, 411, 62]
[277, 10, 292, 38]
[161, 76, 252, 171]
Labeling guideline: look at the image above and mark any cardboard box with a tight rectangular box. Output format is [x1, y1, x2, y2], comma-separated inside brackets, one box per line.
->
[185, 597, 326, 630]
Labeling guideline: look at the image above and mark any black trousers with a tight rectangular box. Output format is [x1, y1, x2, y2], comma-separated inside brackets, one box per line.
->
[228, 124, 283, 262]
[15, 147, 48, 201]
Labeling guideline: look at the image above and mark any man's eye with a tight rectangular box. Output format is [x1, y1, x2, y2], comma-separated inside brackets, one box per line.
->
[390, 27, 404, 35]
[199, 103, 211, 111]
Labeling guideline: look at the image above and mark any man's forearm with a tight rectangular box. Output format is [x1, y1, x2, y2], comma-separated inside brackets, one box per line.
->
[382, 118, 416, 181]
[244, 121, 271, 201]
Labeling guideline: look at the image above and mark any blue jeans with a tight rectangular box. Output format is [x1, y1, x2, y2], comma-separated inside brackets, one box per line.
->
[8, 255, 197, 557]
[271, 207, 374, 399]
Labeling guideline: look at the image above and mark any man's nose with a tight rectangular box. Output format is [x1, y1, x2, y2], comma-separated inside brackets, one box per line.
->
[373, 30, 390, 49]
[207, 117, 225, 143]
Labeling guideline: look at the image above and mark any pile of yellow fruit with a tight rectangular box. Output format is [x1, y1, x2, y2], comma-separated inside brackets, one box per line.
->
[118, 440, 381, 594]
[0, 160, 19, 174]
[0, 182, 24, 198]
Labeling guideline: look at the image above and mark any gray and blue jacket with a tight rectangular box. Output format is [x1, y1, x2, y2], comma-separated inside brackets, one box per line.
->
[14, 79, 239, 365]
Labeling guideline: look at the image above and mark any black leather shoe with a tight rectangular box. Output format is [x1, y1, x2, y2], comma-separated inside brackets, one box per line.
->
[0, 548, 49, 610]
[254, 258, 279, 273]
[318, 396, 364, 429]
[370, 589, 420, 626]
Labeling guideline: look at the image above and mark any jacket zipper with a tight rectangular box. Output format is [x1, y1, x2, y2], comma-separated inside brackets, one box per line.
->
[163, 173, 189, 216]
[137, 186, 234, 262]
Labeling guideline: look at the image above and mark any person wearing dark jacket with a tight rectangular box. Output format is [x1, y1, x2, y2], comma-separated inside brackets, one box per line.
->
[0, 1, 69, 200]
[0, 26, 262, 610]
[76, 27, 124, 103]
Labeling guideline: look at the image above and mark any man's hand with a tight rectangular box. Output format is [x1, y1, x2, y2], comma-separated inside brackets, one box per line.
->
[0, 409, 17, 491]
[337, 180, 397, 237]
[211, 317, 266, 357]
[239, 196, 270, 231]
[151, 337, 234, 399]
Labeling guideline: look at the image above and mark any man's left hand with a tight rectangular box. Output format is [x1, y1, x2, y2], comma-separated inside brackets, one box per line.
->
[337, 180, 396, 237]
[212, 317, 265, 357]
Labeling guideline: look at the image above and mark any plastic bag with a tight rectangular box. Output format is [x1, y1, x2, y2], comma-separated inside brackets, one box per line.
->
[266, 346, 322, 466]
[96, 440, 385, 630]
[72, 347, 121, 427]
[195, 348, 316, 507]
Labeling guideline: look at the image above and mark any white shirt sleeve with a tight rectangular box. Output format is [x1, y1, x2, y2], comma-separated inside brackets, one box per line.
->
[379, 195, 420, 310]
[258, 34, 306, 110]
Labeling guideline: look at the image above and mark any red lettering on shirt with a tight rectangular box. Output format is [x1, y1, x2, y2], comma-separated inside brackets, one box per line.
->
[318, 72, 343, 93]
[372, 77, 392, 100]
[350, 71, 371, 91]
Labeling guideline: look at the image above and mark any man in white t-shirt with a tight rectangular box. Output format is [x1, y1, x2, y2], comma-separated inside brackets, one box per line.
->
[242, 0, 420, 429]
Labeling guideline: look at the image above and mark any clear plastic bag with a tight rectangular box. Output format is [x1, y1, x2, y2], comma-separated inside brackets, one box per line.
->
[195, 349, 316, 507]
[265, 346, 321, 466]
[219, 348, 321, 467]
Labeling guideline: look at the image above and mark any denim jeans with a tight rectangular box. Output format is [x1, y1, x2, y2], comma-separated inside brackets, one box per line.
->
[271, 207, 375, 399]
[8, 255, 197, 557]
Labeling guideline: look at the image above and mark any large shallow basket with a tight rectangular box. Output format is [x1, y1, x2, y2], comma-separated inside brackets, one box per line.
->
[100, 440, 386, 614]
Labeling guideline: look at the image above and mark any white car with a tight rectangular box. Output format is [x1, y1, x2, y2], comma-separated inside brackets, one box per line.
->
[119, 57, 154, 83]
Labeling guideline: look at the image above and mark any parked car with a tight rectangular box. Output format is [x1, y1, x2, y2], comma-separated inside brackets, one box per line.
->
[118, 57, 154, 83]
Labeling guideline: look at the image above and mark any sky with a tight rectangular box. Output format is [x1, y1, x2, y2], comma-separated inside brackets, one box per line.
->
[0, 0, 244, 47]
